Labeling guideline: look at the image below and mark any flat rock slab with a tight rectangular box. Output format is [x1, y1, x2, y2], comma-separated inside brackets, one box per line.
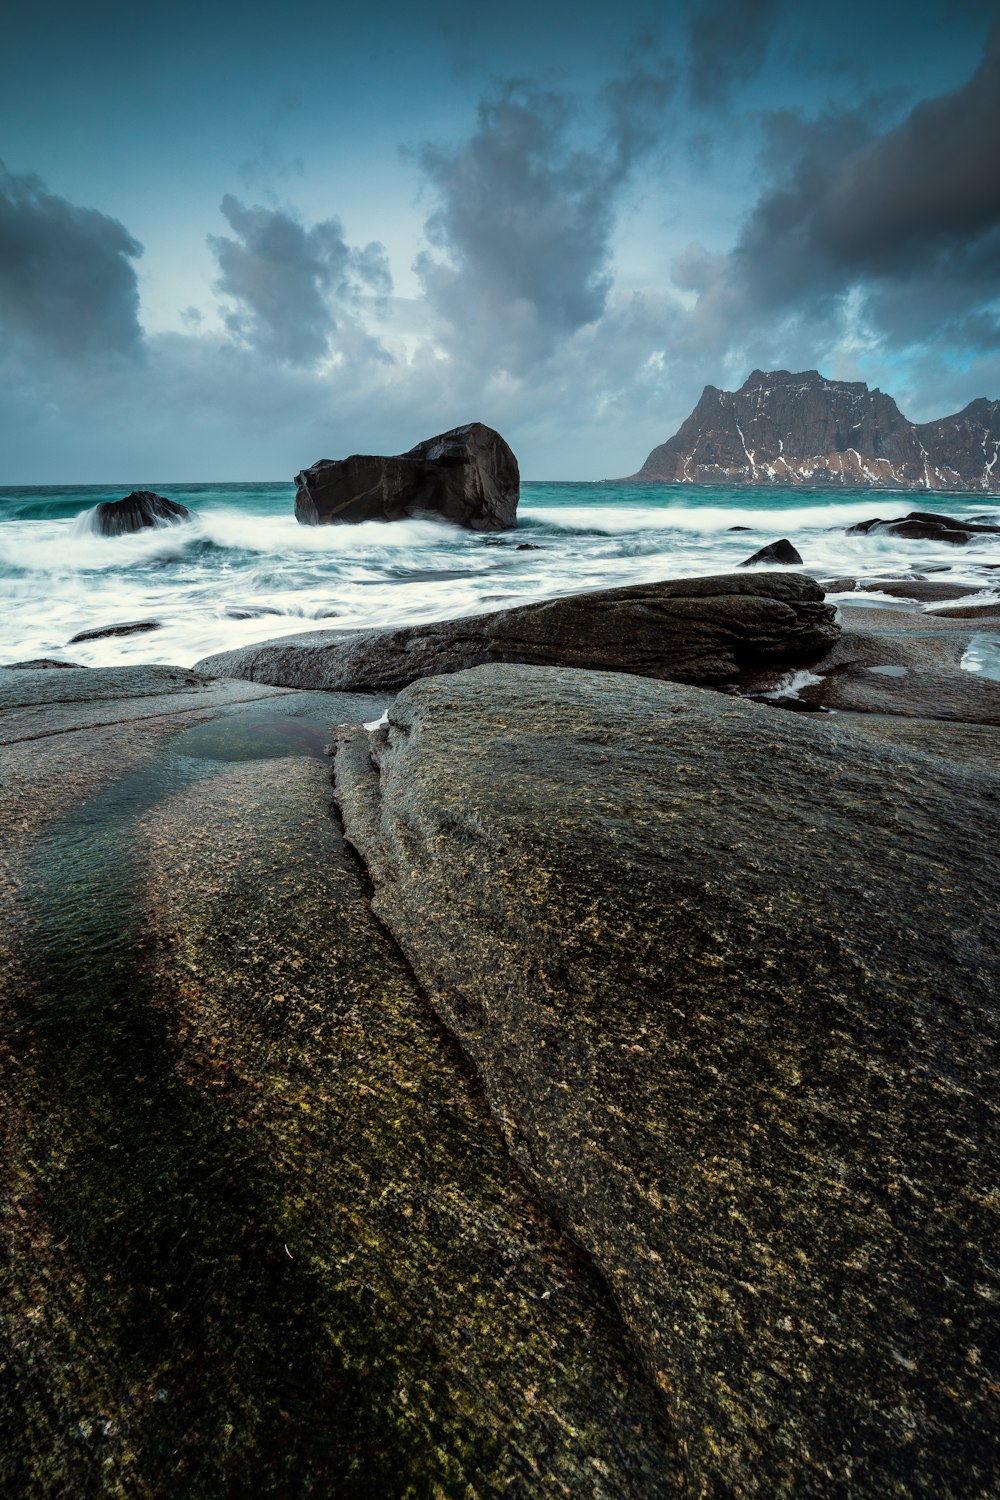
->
[0, 665, 291, 745]
[927, 600, 1000, 620]
[819, 578, 984, 603]
[833, 602, 993, 634]
[800, 662, 1000, 723]
[829, 713, 1000, 767]
[195, 572, 839, 692]
[335, 665, 1000, 1498]
[0, 673, 677, 1493]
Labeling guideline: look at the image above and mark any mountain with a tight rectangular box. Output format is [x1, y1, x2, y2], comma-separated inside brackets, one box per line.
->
[630, 369, 1000, 490]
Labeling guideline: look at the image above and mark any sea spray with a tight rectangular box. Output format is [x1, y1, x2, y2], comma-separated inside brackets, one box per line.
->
[2, 480, 998, 672]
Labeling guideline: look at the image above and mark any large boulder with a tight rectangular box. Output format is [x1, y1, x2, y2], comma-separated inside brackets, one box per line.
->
[194, 572, 839, 691]
[335, 664, 1000, 1498]
[91, 490, 193, 536]
[295, 421, 519, 531]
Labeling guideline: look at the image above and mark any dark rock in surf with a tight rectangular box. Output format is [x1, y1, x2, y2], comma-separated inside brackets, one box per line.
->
[92, 491, 193, 537]
[294, 422, 519, 532]
[69, 621, 162, 644]
[738, 538, 802, 566]
[847, 511, 1000, 543]
[195, 572, 840, 692]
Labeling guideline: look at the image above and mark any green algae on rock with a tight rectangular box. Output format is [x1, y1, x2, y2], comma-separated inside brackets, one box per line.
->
[1, 667, 678, 1496]
[334, 664, 1000, 1498]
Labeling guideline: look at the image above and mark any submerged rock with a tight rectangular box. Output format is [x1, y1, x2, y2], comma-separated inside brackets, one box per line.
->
[69, 620, 162, 644]
[3, 658, 86, 670]
[294, 421, 519, 531]
[194, 572, 839, 691]
[738, 537, 802, 566]
[335, 663, 1000, 1498]
[91, 490, 193, 536]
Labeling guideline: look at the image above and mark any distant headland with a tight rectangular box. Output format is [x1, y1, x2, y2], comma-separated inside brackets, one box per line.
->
[630, 369, 1000, 490]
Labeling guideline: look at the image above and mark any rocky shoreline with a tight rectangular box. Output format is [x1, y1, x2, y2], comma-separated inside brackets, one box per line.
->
[2, 571, 998, 1496]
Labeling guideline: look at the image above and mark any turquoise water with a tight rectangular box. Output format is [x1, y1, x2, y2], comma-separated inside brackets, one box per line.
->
[1, 481, 997, 669]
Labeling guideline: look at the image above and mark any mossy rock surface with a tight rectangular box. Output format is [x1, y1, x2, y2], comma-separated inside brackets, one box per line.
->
[0, 670, 677, 1497]
[335, 664, 1000, 1498]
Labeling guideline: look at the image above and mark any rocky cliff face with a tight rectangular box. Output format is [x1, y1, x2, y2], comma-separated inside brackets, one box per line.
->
[632, 369, 1000, 490]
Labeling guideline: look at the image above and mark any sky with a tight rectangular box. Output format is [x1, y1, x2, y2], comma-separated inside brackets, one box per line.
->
[1, 0, 998, 482]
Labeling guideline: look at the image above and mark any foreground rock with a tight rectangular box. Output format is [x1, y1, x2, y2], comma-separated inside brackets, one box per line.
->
[91, 490, 193, 536]
[630, 368, 1000, 489]
[195, 572, 839, 691]
[295, 422, 519, 531]
[0, 667, 674, 1495]
[335, 664, 1000, 1498]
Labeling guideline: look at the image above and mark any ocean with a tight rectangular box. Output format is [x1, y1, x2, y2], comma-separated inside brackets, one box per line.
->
[2, 481, 998, 676]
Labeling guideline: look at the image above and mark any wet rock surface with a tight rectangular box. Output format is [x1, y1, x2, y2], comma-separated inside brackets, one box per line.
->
[295, 421, 519, 531]
[847, 511, 1000, 543]
[195, 572, 840, 691]
[69, 620, 162, 644]
[818, 577, 981, 603]
[92, 491, 193, 536]
[3, 658, 87, 670]
[800, 661, 1000, 722]
[0, 667, 678, 1495]
[0, 664, 298, 745]
[335, 664, 1000, 1498]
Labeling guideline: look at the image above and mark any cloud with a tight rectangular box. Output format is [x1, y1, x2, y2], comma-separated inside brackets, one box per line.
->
[0, 163, 143, 359]
[687, 0, 783, 105]
[209, 195, 393, 365]
[413, 68, 673, 373]
[814, 18, 1000, 269]
[674, 18, 1000, 362]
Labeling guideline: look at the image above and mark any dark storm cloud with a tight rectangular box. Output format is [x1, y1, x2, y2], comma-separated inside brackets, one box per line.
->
[687, 0, 782, 105]
[677, 17, 1000, 356]
[0, 164, 143, 358]
[209, 195, 392, 365]
[414, 68, 674, 372]
[815, 19, 1000, 270]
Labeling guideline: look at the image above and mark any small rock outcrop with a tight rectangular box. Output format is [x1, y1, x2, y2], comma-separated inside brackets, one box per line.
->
[738, 538, 802, 566]
[69, 621, 162, 644]
[91, 491, 193, 536]
[295, 422, 519, 531]
[3, 658, 86, 670]
[195, 572, 839, 691]
[630, 369, 1000, 490]
[335, 664, 1000, 1498]
[847, 510, 1000, 543]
